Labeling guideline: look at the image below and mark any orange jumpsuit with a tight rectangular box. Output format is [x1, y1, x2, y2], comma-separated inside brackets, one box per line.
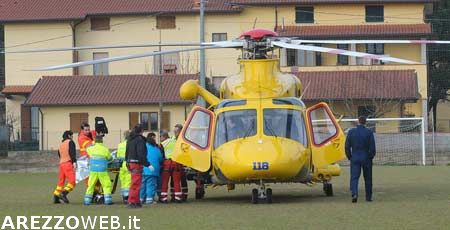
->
[53, 139, 76, 197]
[78, 130, 97, 187]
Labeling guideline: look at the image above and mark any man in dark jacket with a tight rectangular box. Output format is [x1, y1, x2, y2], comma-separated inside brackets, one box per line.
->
[125, 125, 152, 208]
[345, 116, 376, 203]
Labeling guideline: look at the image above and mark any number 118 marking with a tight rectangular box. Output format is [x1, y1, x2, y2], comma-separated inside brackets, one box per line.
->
[253, 162, 269, 170]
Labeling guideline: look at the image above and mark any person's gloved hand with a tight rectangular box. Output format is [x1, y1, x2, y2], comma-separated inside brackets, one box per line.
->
[148, 165, 155, 172]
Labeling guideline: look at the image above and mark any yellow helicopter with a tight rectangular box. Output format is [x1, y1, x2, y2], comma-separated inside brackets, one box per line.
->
[19, 28, 440, 203]
[172, 29, 347, 203]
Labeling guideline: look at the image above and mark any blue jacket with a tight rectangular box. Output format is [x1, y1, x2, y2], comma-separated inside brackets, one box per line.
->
[143, 143, 163, 176]
[345, 125, 376, 161]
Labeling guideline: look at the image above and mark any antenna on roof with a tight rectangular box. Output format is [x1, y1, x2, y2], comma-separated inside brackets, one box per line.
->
[282, 17, 285, 31]
[253, 17, 258, 29]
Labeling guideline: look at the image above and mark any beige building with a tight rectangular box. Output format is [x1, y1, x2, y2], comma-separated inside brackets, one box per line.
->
[24, 75, 195, 150]
[0, 0, 442, 149]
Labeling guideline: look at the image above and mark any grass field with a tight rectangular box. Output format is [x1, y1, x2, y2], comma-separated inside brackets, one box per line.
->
[0, 166, 449, 230]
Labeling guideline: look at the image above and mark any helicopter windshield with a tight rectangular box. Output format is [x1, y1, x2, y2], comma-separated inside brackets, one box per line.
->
[214, 109, 257, 149]
[263, 109, 308, 145]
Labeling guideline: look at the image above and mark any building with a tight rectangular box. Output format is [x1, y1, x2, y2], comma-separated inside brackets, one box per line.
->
[24, 74, 195, 150]
[0, 0, 439, 149]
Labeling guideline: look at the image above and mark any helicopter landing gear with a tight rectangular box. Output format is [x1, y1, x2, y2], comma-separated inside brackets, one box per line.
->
[195, 173, 205, 200]
[251, 180, 272, 204]
[323, 182, 333, 197]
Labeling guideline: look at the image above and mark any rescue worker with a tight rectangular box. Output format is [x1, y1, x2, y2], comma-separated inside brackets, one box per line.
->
[140, 133, 163, 204]
[78, 122, 103, 201]
[78, 123, 96, 157]
[53, 131, 77, 204]
[117, 130, 131, 204]
[125, 125, 153, 208]
[174, 124, 189, 202]
[83, 135, 113, 205]
[148, 132, 165, 198]
[345, 116, 376, 203]
[159, 131, 182, 203]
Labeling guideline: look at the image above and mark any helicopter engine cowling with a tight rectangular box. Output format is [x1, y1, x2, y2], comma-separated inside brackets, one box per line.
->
[180, 79, 220, 106]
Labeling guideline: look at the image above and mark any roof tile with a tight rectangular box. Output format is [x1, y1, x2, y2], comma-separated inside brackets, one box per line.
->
[0, 0, 240, 22]
[296, 70, 418, 100]
[230, 0, 436, 5]
[276, 24, 432, 38]
[25, 74, 197, 106]
[1, 85, 34, 95]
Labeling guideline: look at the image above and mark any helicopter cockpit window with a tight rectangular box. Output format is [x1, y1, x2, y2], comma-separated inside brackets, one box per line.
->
[263, 109, 307, 145]
[214, 109, 257, 149]
[309, 107, 338, 146]
[184, 110, 212, 149]
[272, 98, 305, 107]
[216, 100, 247, 109]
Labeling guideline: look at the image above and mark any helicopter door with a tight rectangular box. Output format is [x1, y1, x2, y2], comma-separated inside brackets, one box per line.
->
[172, 106, 214, 172]
[305, 102, 346, 168]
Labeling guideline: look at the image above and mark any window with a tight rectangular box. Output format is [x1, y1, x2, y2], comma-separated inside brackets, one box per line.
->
[91, 17, 110, 31]
[212, 76, 226, 90]
[30, 107, 39, 141]
[154, 52, 179, 74]
[214, 109, 257, 149]
[93, 52, 109, 76]
[156, 16, 176, 29]
[286, 48, 320, 67]
[296, 7, 314, 23]
[70, 113, 89, 133]
[212, 33, 227, 42]
[140, 112, 158, 131]
[366, 44, 384, 55]
[263, 109, 307, 145]
[184, 109, 212, 149]
[337, 44, 349, 65]
[366, 44, 384, 65]
[366, 6, 384, 22]
[309, 107, 337, 146]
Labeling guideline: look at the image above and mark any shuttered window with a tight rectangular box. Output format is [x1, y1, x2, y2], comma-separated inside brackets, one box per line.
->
[21, 105, 31, 142]
[91, 17, 110, 31]
[162, 111, 171, 131]
[129, 112, 139, 130]
[156, 16, 176, 29]
[70, 113, 89, 133]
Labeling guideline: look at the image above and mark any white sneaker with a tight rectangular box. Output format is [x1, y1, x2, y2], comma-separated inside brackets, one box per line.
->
[145, 199, 154, 205]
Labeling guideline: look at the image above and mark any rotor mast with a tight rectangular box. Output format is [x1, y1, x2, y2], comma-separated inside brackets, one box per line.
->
[199, 0, 206, 106]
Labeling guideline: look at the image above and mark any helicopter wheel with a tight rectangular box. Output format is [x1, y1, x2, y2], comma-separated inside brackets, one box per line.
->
[323, 182, 333, 197]
[251, 189, 258, 204]
[195, 187, 205, 200]
[266, 188, 272, 204]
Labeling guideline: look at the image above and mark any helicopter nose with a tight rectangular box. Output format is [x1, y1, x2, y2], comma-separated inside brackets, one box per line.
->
[215, 137, 308, 182]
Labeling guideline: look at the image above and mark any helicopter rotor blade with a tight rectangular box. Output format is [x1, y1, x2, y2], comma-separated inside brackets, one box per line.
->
[1, 42, 209, 54]
[3, 40, 244, 54]
[27, 46, 219, 71]
[290, 39, 450, 45]
[203, 40, 244, 48]
[272, 41, 418, 64]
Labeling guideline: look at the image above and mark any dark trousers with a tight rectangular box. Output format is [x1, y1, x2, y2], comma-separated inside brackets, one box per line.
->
[350, 159, 373, 199]
[128, 163, 143, 204]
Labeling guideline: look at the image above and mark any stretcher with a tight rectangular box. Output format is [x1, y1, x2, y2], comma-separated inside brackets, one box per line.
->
[75, 151, 123, 194]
